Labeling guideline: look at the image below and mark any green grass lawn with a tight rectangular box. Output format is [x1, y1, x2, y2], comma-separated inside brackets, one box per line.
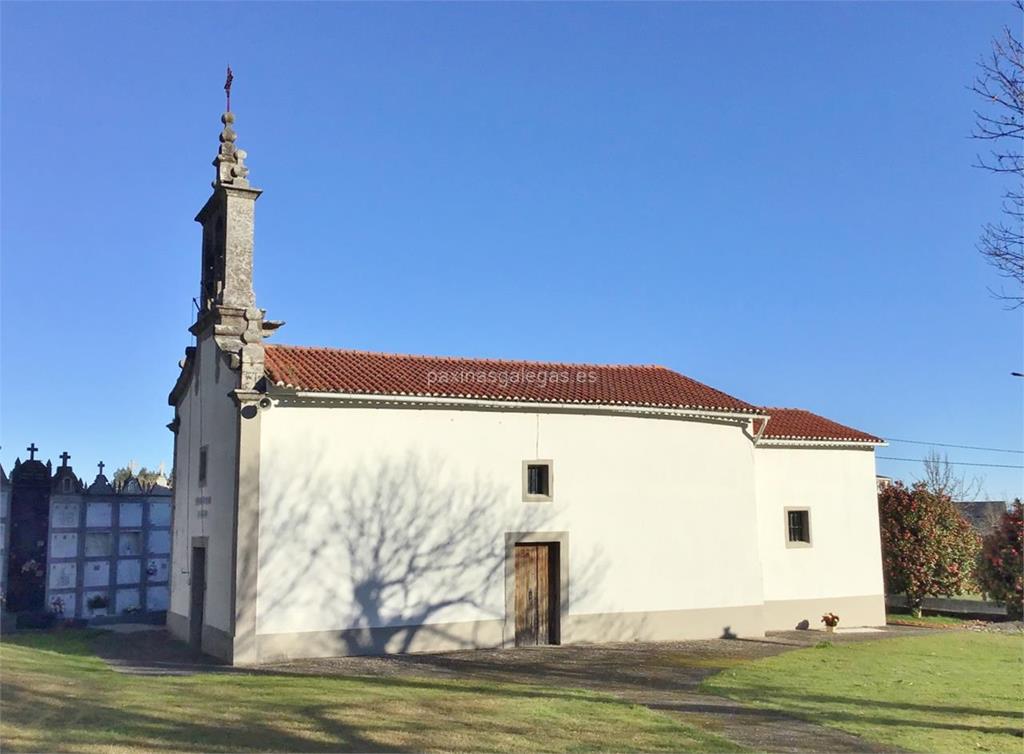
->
[890, 592, 994, 603]
[0, 631, 740, 754]
[886, 612, 980, 627]
[702, 632, 1024, 754]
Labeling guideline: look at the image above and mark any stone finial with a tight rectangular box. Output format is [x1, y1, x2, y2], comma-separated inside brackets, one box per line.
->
[214, 112, 250, 188]
[152, 461, 172, 492]
[121, 476, 143, 495]
[88, 466, 114, 495]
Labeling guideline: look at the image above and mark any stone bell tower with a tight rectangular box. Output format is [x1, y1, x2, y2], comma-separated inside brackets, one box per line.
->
[191, 110, 281, 392]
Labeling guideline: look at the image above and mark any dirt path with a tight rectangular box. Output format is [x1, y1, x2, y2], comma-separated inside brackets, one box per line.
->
[265, 628, 921, 753]
[93, 625, 937, 752]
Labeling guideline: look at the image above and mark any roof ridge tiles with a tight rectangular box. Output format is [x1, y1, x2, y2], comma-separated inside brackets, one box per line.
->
[760, 407, 882, 443]
[265, 343, 666, 371]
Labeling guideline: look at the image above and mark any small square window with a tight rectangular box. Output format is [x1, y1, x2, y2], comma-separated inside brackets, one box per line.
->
[522, 460, 553, 502]
[528, 465, 549, 495]
[198, 446, 208, 487]
[786, 508, 811, 547]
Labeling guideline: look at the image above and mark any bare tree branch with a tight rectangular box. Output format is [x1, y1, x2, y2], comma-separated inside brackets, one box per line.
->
[972, 2, 1024, 307]
[917, 449, 985, 502]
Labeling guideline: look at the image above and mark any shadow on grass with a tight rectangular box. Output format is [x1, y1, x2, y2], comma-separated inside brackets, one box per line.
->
[697, 685, 1023, 738]
[757, 689, 1024, 721]
[1, 676, 392, 753]
[2, 644, 730, 753]
[4, 627, 654, 709]
[7, 629, 653, 712]
[1, 629, 104, 657]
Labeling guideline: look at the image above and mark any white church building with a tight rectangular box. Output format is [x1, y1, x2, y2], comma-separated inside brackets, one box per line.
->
[167, 110, 886, 664]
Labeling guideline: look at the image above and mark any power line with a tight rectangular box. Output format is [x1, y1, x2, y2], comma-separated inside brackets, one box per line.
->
[877, 456, 1024, 470]
[884, 437, 1023, 455]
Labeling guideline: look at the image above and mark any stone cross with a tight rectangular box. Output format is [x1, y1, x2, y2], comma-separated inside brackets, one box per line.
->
[60, 451, 71, 468]
[27, 443, 38, 460]
[97, 461, 105, 475]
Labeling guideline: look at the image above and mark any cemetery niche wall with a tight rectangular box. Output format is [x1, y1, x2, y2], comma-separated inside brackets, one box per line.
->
[1, 447, 172, 625]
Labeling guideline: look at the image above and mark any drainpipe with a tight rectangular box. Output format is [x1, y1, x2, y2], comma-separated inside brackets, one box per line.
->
[753, 415, 770, 444]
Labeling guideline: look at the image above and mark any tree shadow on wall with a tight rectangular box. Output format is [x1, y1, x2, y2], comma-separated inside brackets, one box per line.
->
[254, 449, 607, 656]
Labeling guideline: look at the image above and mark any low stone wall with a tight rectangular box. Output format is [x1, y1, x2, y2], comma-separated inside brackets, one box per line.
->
[885, 594, 1007, 617]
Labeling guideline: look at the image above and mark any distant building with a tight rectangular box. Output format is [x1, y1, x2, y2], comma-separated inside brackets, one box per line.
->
[956, 500, 1008, 535]
[1, 447, 172, 623]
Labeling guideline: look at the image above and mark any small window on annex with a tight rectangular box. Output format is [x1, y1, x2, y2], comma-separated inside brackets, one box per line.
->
[786, 508, 811, 547]
[522, 460, 553, 502]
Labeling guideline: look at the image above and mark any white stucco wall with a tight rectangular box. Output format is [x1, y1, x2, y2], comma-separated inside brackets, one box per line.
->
[169, 336, 240, 633]
[754, 445, 885, 623]
[256, 402, 765, 639]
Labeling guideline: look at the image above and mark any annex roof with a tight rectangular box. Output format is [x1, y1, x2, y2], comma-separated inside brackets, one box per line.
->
[758, 407, 883, 444]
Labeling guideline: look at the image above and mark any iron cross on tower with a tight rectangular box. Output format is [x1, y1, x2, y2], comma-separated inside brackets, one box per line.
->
[97, 461, 105, 475]
[59, 451, 71, 468]
[225, 66, 233, 112]
[26, 443, 38, 460]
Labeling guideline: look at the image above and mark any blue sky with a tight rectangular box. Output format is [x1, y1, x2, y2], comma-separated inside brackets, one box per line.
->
[2, 2, 1021, 498]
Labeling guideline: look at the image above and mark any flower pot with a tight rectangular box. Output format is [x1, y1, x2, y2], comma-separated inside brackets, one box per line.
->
[825, 625, 835, 633]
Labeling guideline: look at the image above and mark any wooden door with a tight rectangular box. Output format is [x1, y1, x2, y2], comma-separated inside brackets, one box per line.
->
[515, 543, 558, 646]
[189, 546, 206, 650]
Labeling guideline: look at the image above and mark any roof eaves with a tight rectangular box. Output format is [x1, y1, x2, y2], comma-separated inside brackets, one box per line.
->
[268, 385, 764, 417]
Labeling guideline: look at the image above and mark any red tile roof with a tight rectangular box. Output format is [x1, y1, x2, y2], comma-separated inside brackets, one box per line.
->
[759, 408, 882, 444]
[263, 344, 759, 413]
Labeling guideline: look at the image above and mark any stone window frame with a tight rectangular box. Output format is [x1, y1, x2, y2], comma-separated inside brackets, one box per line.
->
[522, 460, 554, 503]
[784, 507, 812, 548]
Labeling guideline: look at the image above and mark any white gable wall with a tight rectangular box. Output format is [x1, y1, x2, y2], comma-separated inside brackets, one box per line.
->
[254, 402, 766, 659]
[168, 336, 240, 650]
[754, 445, 885, 628]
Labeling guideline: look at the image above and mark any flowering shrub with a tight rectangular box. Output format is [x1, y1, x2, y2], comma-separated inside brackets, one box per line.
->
[821, 612, 840, 628]
[50, 596, 65, 616]
[976, 500, 1023, 620]
[878, 481, 980, 617]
